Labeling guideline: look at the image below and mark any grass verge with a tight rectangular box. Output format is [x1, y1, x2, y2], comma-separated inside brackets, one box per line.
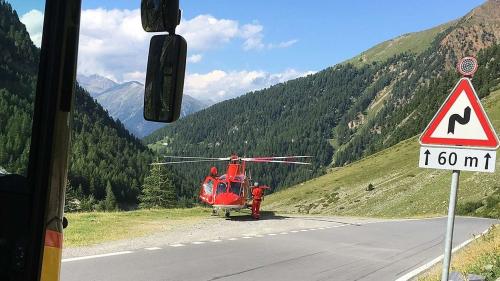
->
[418, 224, 499, 281]
[63, 207, 211, 247]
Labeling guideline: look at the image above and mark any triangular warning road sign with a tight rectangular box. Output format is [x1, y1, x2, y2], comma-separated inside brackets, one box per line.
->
[420, 78, 499, 149]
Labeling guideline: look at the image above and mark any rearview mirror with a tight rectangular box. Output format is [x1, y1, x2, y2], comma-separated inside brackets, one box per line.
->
[144, 34, 187, 123]
[141, 0, 180, 33]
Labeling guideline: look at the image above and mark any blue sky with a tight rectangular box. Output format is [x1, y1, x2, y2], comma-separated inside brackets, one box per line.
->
[10, 0, 485, 101]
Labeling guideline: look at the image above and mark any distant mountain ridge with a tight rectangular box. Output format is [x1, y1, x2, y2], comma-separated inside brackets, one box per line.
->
[77, 74, 210, 138]
[77, 74, 118, 97]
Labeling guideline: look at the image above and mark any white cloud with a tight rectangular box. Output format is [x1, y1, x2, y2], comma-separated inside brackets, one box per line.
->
[123, 71, 146, 82]
[177, 15, 239, 50]
[19, 8, 303, 102]
[77, 8, 149, 82]
[20, 9, 44, 47]
[268, 39, 299, 49]
[185, 68, 315, 102]
[187, 54, 203, 63]
[239, 24, 298, 51]
[240, 23, 265, 50]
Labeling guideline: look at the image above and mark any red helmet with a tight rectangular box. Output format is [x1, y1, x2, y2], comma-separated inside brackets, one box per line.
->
[210, 167, 218, 175]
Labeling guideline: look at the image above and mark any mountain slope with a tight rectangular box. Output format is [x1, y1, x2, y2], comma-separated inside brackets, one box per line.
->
[145, 0, 500, 199]
[0, 1, 151, 206]
[78, 75, 209, 137]
[346, 0, 500, 68]
[346, 21, 455, 67]
[264, 85, 500, 218]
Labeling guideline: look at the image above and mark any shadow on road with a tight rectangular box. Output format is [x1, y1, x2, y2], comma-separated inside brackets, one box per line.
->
[226, 211, 289, 221]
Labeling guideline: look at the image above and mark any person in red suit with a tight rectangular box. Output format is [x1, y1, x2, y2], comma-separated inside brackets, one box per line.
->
[251, 182, 269, 219]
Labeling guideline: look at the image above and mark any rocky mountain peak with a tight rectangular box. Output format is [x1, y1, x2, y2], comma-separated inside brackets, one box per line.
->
[439, 0, 500, 68]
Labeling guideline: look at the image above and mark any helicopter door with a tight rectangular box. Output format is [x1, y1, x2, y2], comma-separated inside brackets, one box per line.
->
[200, 177, 215, 204]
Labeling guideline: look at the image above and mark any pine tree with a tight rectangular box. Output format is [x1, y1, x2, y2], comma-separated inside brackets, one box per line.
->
[64, 180, 80, 212]
[104, 181, 117, 211]
[140, 164, 176, 208]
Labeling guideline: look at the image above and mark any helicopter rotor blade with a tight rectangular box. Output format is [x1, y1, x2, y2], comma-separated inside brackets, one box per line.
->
[243, 159, 311, 165]
[155, 155, 313, 164]
[241, 156, 312, 161]
[152, 159, 230, 165]
[163, 156, 231, 161]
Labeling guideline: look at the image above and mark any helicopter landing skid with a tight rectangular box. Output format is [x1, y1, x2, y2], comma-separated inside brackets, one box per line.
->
[212, 204, 247, 217]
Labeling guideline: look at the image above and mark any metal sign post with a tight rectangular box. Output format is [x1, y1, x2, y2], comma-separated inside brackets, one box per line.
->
[418, 57, 499, 281]
[441, 170, 460, 281]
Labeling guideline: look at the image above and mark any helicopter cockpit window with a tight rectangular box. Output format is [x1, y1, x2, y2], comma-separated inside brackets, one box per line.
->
[203, 179, 214, 195]
[217, 182, 227, 194]
[230, 182, 241, 195]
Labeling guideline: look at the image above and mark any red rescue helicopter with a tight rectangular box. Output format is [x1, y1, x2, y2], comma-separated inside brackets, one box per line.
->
[154, 154, 311, 217]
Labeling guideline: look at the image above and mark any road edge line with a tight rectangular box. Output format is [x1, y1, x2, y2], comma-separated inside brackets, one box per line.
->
[394, 226, 491, 281]
[61, 251, 133, 263]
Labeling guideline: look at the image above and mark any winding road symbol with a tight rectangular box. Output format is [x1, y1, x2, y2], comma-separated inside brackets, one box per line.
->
[420, 78, 499, 149]
[447, 106, 471, 134]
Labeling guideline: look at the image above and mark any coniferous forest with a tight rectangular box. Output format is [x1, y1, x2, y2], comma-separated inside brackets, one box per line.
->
[0, 1, 152, 209]
[145, 28, 500, 201]
[1, 0, 499, 209]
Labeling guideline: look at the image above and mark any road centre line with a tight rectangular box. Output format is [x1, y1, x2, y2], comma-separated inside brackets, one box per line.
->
[62, 223, 357, 263]
[62, 251, 133, 263]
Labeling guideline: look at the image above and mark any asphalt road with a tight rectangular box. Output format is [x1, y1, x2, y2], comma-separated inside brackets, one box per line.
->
[61, 217, 496, 281]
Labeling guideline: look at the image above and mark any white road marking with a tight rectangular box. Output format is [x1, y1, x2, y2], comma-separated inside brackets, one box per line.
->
[228, 238, 239, 241]
[318, 227, 326, 230]
[170, 243, 185, 247]
[290, 230, 299, 233]
[242, 236, 253, 239]
[210, 240, 222, 242]
[395, 227, 491, 281]
[255, 235, 264, 237]
[62, 251, 133, 263]
[192, 241, 205, 245]
[267, 233, 277, 236]
[308, 228, 317, 231]
[280, 232, 288, 235]
[144, 247, 161, 251]
[300, 229, 308, 232]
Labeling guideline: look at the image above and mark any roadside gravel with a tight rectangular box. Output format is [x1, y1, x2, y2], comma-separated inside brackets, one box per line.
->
[62, 213, 388, 258]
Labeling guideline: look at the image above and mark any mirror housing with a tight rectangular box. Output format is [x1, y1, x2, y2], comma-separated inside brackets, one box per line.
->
[144, 34, 187, 123]
[141, 0, 181, 33]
